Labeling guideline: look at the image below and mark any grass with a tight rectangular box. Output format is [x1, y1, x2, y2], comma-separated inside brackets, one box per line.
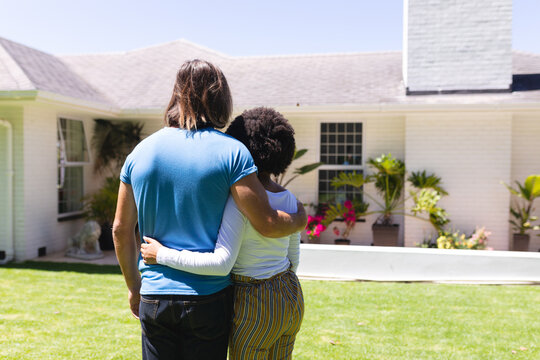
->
[0, 262, 539, 359]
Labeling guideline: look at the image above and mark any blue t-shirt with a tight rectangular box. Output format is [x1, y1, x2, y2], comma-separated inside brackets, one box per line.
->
[120, 127, 257, 295]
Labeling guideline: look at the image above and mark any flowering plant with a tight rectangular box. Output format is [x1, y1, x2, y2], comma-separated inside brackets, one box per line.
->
[436, 227, 490, 250]
[331, 200, 357, 239]
[323, 199, 369, 240]
[306, 214, 327, 242]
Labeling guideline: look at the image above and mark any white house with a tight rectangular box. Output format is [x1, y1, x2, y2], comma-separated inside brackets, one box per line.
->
[1, 0, 539, 262]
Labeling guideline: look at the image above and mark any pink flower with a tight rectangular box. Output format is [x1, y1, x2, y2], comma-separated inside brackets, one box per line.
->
[344, 200, 353, 209]
[333, 227, 340, 236]
[307, 215, 314, 223]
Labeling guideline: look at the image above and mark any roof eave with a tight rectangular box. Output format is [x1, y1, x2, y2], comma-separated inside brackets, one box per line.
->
[0, 90, 38, 100]
[35, 90, 120, 115]
[241, 102, 540, 114]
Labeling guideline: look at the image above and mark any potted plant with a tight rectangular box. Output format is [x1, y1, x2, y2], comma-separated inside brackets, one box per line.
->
[330, 154, 448, 246]
[323, 200, 369, 245]
[503, 175, 540, 251]
[84, 176, 120, 250]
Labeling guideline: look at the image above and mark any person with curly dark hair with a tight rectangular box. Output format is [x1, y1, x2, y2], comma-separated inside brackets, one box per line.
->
[141, 107, 305, 359]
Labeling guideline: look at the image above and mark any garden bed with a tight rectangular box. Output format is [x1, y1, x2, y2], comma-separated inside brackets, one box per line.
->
[297, 244, 540, 283]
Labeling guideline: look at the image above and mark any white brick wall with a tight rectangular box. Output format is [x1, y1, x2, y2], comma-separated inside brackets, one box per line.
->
[23, 104, 92, 259]
[8, 104, 538, 260]
[285, 113, 405, 245]
[0, 106, 24, 262]
[404, 112, 512, 250]
[404, 0, 512, 92]
[0, 126, 6, 242]
[511, 114, 540, 251]
[19, 106, 164, 260]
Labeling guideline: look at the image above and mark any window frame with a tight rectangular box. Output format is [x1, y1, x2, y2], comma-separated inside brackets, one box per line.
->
[57, 116, 91, 219]
[317, 121, 364, 205]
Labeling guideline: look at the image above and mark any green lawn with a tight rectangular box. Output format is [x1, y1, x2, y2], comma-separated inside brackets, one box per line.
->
[1, 262, 539, 359]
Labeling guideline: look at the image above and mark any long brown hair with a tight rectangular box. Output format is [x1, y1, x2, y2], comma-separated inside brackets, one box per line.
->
[165, 59, 232, 130]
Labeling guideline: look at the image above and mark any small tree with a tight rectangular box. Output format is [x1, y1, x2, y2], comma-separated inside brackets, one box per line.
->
[85, 119, 144, 224]
[92, 119, 144, 176]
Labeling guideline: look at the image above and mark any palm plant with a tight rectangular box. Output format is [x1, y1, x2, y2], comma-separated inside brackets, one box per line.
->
[85, 120, 144, 249]
[408, 170, 448, 196]
[92, 119, 144, 176]
[275, 149, 324, 187]
[329, 154, 448, 230]
[503, 175, 540, 235]
[367, 154, 405, 225]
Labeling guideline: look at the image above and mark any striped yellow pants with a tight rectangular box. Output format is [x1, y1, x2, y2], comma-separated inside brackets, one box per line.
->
[229, 269, 304, 360]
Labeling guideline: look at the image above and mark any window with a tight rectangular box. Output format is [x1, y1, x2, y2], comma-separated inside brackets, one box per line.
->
[57, 118, 90, 216]
[318, 122, 363, 204]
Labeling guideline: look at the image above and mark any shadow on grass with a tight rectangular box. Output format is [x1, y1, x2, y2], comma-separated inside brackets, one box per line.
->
[1, 261, 122, 275]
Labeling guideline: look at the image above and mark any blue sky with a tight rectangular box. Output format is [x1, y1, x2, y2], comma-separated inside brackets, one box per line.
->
[1, 0, 538, 56]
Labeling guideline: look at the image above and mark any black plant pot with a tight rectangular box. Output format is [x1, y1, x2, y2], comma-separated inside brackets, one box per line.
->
[512, 233, 530, 252]
[372, 224, 399, 247]
[98, 222, 115, 251]
[334, 238, 351, 245]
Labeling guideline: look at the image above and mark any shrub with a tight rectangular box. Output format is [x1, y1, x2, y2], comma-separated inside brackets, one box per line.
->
[436, 227, 490, 250]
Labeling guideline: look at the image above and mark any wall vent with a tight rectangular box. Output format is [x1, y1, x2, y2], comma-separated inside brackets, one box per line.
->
[0, 251, 5, 260]
[38, 247, 47, 257]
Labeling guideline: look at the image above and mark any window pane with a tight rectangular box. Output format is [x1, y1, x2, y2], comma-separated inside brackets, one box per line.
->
[58, 166, 84, 214]
[59, 118, 89, 163]
[320, 122, 363, 165]
[318, 169, 363, 205]
[321, 145, 327, 154]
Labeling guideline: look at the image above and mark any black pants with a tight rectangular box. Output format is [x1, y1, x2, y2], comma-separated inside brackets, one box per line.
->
[139, 286, 233, 360]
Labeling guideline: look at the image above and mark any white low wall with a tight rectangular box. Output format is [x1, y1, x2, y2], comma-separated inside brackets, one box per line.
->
[297, 244, 540, 283]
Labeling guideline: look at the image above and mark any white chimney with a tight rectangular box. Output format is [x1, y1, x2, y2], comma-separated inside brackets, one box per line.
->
[403, 0, 512, 94]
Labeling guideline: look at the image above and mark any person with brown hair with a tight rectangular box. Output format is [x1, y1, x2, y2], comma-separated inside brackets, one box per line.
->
[113, 60, 306, 360]
[141, 107, 305, 360]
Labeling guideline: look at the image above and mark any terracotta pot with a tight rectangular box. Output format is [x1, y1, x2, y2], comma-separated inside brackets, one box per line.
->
[512, 233, 530, 252]
[372, 224, 399, 246]
[334, 238, 351, 245]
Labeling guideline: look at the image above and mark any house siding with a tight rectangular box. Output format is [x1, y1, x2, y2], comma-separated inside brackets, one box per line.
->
[0, 106, 24, 262]
[404, 112, 512, 250]
[511, 114, 540, 251]
[12, 108, 163, 261]
[22, 104, 99, 259]
[5, 104, 539, 259]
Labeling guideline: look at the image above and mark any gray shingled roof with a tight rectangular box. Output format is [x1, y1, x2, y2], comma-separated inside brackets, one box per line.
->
[1, 37, 540, 110]
[0, 37, 112, 105]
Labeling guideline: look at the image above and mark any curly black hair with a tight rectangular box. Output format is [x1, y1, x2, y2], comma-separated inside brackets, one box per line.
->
[226, 107, 295, 176]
